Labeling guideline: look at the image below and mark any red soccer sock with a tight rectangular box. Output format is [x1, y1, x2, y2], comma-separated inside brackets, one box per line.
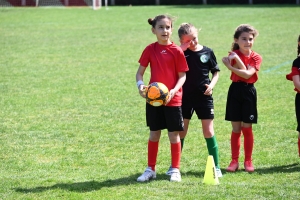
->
[148, 140, 159, 171]
[171, 142, 181, 169]
[231, 131, 241, 161]
[242, 127, 254, 161]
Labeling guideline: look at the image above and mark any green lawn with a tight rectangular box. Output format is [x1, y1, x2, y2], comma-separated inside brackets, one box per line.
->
[1, 5, 300, 199]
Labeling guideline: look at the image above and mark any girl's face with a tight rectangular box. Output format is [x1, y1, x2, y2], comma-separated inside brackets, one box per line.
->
[152, 18, 172, 45]
[180, 30, 198, 51]
[235, 32, 254, 54]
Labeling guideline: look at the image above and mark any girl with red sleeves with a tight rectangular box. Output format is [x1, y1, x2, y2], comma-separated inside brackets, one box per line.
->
[222, 24, 262, 172]
[286, 35, 300, 157]
[135, 14, 189, 182]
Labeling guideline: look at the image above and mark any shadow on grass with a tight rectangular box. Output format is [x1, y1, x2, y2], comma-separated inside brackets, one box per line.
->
[220, 163, 300, 175]
[14, 163, 300, 193]
[183, 163, 300, 176]
[255, 163, 300, 174]
[14, 173, 172, 193]
[182, 170, 205, 177]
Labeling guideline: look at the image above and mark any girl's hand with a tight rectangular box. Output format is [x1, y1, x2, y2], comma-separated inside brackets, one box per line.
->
[228, 51, 238, 60]
[138, 85, 147, 98]
[204, 84, 213, 96]
[165, 89, 175, 105]
[180, 42, 190, 51]
[222, 57, 231, 69]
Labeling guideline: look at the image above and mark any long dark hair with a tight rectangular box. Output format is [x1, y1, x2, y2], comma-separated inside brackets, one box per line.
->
[297, 35, 300, 57]
[231, 24, 259, 51]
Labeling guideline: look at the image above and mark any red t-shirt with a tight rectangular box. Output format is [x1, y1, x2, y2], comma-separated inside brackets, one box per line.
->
[139, 42, 189, 106]
[230, 50, 262, 83]
[286, 57, 300, 93]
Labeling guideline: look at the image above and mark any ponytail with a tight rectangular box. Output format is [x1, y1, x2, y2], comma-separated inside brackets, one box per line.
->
[297, 35, 300, 57]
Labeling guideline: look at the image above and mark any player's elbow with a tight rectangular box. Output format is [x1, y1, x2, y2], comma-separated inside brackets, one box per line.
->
[243, 74, 252, 79]
[243, 71, 256, 79]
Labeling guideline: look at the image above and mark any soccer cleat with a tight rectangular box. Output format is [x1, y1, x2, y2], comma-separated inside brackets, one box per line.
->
[226, 160, 239, 172]
[244, 160, 255, 172]
[137, 167, 156, 182]
[169, 168, 181, 182]
[165, 166, 172, 176]
[215, 167, 223, 178]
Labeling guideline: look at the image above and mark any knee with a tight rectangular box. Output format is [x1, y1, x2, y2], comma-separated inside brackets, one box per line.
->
[168, 132, 180, 143]
[149, 131, 161, 141]
[203, 131, 214, 138]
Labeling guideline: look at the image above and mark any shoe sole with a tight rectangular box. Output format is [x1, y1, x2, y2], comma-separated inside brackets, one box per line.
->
[137, 174, 156, 182]
[244, 164, 254, 172]
[170, 179, 181, 182]
[137, 177, 156, 182]
[226, 167, 239, 172]
[217, 173, 223, 178]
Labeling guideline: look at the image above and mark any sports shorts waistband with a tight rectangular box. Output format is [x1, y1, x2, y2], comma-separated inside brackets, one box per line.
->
[232, 81, 254, 86]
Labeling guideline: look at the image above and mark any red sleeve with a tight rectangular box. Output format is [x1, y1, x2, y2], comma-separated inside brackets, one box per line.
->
[286, 67, 300, 81]
[138, 45, 151, 67]
[249, 53, 262, 71]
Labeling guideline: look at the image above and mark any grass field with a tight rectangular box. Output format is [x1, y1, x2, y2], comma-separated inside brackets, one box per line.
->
[1, 4, 300, 200]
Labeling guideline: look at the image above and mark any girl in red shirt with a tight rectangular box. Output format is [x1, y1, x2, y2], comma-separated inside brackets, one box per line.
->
[286, 35, 300, 157]
[135, 14, 189, 182]
[222, 24, 262, 173]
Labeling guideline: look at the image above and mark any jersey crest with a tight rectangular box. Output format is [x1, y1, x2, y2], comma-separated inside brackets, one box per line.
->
[200, 54, 209, 63]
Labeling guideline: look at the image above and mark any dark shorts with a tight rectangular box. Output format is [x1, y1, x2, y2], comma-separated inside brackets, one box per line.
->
[182, 107, 214, 120]
[295, 93, 300, 132]
[146, 103, 184, 132]
[225, 82, 257, 123]
[182, 95, 214, 119]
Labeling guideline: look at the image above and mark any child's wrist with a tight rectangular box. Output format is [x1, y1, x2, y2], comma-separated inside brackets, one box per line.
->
[136, 80, 144, 89]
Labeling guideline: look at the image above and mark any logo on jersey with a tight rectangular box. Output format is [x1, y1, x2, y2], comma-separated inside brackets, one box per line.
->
[161, 50, 167, 54]
[200, 54, 209, 63]
[249, 115, 254, 120]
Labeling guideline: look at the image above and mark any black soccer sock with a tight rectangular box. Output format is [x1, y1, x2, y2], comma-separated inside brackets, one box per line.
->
[180, 138, 185, 152]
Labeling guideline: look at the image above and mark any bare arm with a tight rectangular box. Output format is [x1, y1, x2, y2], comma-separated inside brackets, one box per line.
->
[204, 70, 219, 95]
[228, 52, 247, 70]
[136, 65, 147, 98]
[222, 57, 256, 79]
[293, 75, 300, 91]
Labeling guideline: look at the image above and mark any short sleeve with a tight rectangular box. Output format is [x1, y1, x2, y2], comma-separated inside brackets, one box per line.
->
[249, 53, 262, 71]
[286, 67, 300, 81]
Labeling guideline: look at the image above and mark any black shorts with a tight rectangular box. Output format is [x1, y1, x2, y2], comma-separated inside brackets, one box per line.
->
[295, 93, 300, 132]
[182, 95, 214, 119]
[225, 82, 257, 123]
[146, 103, 184, 132]
[182, 107, 214, 120]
